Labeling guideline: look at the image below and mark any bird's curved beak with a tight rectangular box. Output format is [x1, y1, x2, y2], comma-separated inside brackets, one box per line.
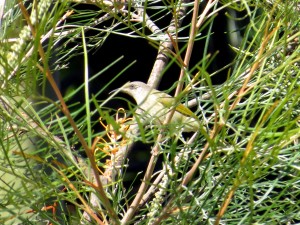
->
[109, 88, 119, 95]
[109, 81, 131, 95]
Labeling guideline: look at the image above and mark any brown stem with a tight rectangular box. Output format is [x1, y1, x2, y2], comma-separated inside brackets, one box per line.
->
[18, 1, 119, 224]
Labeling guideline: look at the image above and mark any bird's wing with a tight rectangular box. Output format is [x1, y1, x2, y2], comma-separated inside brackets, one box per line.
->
[156, 92, 198, 119]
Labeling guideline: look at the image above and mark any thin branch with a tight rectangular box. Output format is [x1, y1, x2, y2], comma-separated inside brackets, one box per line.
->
[148, 0, 191, 88]
[120, 136, 162, 224]
[175, 0, 200, 96]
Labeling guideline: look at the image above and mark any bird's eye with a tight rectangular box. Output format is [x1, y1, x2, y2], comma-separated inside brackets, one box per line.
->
[129, 84, 135, 89]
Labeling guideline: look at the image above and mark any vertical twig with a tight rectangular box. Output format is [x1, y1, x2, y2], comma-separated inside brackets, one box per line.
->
[148, 0, 191, 88]
[120, 1, 191, 224]
[0, 0, 5, 28]
[17, 1, 119, 224]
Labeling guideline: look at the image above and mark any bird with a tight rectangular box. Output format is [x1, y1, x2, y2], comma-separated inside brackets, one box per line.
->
[115, 81, 200, 132]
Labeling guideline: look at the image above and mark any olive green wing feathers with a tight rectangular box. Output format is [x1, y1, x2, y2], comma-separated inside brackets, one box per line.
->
[155, 92, 199, 121]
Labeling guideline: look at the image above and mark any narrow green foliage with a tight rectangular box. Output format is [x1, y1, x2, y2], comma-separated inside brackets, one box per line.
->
[0, 0, 299, 224]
